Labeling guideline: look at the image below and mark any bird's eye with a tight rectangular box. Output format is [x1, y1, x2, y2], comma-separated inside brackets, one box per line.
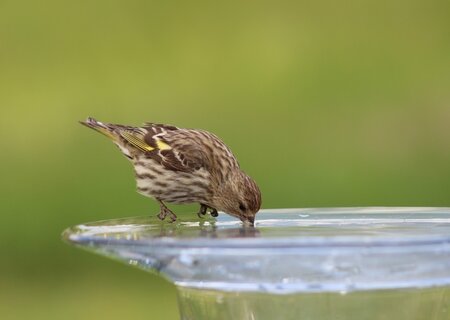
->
[239, 202, 246, 211]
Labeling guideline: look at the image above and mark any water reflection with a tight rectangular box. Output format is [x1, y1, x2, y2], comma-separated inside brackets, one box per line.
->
[66, 212, 261, 242]
[66, 207, 450, 243]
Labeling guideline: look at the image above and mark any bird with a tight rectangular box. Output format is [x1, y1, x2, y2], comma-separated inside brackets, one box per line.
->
[80, 117, 261, 225]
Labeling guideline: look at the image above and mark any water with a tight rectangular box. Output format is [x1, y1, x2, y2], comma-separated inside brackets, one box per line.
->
[63, 207, 450, 319]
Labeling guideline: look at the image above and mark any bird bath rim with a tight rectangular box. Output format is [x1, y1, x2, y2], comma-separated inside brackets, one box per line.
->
[63, 207, 450, 294]
[63, 207, 450, 248]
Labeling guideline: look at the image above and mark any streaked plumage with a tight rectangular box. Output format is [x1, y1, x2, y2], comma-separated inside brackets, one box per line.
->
[80, 117, 261, 224]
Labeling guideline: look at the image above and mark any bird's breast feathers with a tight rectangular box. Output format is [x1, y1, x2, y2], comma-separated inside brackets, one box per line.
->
[133, 156, 212, 204]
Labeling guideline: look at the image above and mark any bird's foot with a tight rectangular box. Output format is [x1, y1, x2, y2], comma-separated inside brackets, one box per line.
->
[198, 204, 219, 218]
[157, 201, 177, 222]
[197, 204, 208, 218]
[210, 208, 218, 217]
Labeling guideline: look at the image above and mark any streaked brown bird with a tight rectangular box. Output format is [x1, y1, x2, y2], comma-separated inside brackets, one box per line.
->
[80, 117, 261, 224]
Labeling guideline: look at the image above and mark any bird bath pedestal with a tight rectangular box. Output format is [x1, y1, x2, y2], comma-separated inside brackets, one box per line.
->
[63, 208, 450, 320]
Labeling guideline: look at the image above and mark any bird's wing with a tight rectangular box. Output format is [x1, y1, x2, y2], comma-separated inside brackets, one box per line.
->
[160, 127, 240, 173]
[120, 123, 240, 173]
[119, 130, 155, 152]
[119, 123, 209, 173]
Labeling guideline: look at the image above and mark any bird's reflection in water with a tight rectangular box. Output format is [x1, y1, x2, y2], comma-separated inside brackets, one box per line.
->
[73, 214, 261, 242]
[154, 215, 261, 239]
[196, 223, 261, 239]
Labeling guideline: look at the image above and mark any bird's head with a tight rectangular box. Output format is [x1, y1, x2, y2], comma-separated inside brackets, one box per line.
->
[211, 170, 261, 225]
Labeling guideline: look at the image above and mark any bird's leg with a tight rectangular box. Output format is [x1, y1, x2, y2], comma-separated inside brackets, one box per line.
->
[210, 207, 219, 217]
[198, 203, 208, 218]
[157, 199, 177, 222]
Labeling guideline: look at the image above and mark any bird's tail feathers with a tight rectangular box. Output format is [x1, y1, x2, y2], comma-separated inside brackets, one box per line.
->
[79, 117, 118, 140]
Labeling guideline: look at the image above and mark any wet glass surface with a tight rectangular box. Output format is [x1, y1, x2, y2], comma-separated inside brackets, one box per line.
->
[63, 207, 450, 293]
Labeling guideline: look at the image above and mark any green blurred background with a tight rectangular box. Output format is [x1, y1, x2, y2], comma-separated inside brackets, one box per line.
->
[1, 0, 449, 319]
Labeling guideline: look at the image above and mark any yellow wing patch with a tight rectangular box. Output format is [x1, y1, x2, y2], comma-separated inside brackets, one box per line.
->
[120, 131, 154, 152]
[120, 131, 172, 152]
[156, 140, 171, 150]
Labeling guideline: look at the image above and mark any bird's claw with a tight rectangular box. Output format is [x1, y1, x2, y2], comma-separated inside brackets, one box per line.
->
[197, 204, 208, 218]
[167, 212, 177, 222]
[198, 204, 218, 218]
[210, 208, 218, 217]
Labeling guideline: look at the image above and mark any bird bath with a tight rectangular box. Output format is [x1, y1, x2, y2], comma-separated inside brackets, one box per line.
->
[63, 208, 450, 320]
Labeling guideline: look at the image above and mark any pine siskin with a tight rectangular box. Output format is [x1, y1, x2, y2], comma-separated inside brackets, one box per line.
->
[80, 117, 261, 225]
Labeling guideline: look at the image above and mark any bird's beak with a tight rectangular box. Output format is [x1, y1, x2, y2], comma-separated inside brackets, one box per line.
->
[241, 216, 255, 226]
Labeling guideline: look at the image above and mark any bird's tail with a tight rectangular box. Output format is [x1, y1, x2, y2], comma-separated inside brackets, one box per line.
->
[79, 117, 118, 140]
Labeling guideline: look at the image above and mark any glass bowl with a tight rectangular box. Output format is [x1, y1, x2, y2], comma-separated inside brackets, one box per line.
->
[63, 207, 450, 320]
